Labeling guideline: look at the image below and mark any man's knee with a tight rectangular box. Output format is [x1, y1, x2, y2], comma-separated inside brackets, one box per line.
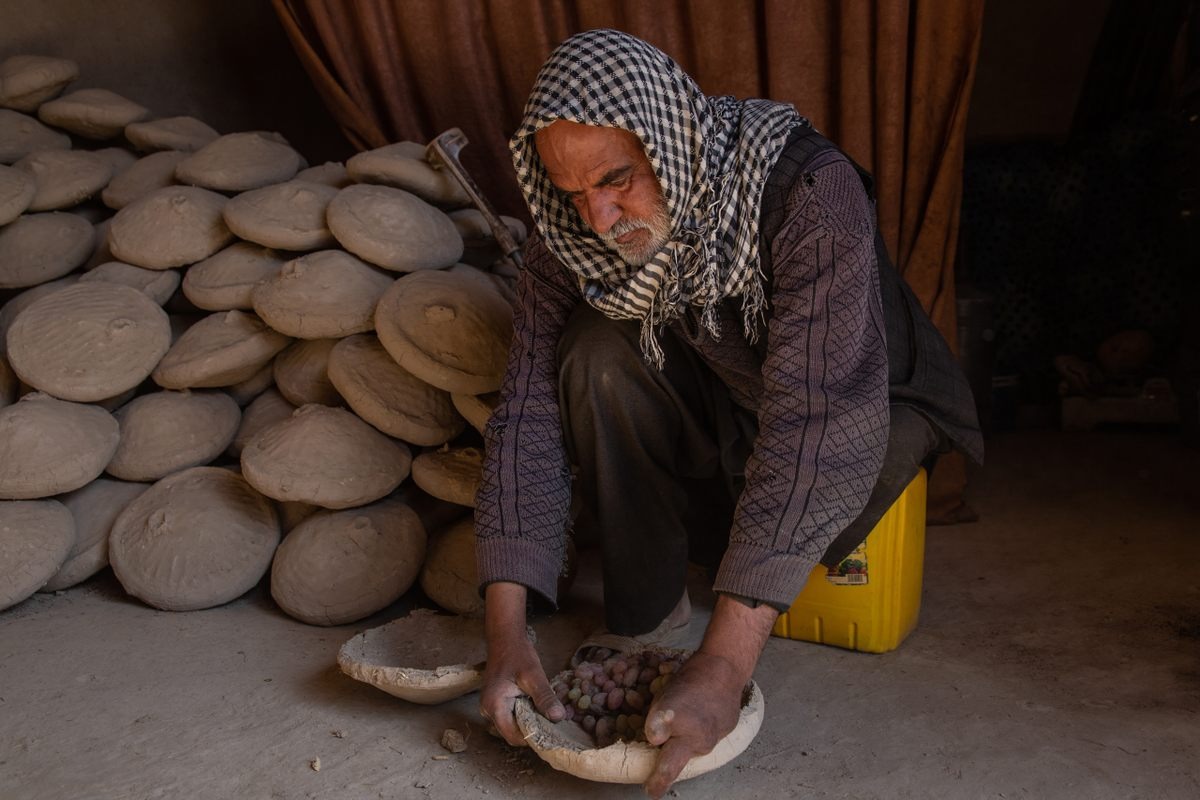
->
[558, 305, 646, 404]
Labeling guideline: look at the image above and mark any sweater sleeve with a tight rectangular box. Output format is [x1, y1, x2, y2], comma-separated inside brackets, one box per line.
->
[474, 233, 581, 607]
[713, 151, 890, 609]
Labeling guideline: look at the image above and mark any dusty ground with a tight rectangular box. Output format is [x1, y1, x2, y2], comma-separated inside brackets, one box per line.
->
[2, 430, 1198, 799]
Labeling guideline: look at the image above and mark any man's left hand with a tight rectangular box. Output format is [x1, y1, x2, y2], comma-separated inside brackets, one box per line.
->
[642, 650, 746, 797]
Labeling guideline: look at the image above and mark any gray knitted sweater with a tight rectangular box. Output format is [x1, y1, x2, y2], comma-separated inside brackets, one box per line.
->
[475, 131, 982, 609]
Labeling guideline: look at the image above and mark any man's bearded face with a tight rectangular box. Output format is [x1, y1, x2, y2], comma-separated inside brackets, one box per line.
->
[597, 194, 671, 265]
[534, 120, 671, 266]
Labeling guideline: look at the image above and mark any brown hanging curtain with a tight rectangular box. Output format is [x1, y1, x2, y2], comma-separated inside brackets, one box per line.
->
[273, 0, 986, 521]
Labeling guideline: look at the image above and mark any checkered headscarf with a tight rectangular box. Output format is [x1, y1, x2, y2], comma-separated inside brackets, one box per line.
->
[510, 29, 806, 366]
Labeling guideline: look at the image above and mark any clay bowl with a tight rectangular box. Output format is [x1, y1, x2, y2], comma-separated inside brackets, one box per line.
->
[336, 609, 485, 704]
[514, 648, 764, 786]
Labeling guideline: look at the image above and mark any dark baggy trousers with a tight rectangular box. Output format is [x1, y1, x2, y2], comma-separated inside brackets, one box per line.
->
[558, 305, 943, 636]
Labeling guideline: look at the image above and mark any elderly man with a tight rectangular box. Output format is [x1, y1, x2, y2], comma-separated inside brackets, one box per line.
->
[475, 29, 982, 796]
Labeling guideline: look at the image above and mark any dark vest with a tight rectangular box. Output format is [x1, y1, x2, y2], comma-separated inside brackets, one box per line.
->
[759, 126, 984, 464]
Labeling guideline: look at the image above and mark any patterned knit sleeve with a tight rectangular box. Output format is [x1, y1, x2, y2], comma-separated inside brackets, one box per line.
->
[474, 233, 581, 606]
[713, 151, 890, 609]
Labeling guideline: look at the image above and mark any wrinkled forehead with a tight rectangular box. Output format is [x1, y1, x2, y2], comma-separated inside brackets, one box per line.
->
[532, 120, 650, 184]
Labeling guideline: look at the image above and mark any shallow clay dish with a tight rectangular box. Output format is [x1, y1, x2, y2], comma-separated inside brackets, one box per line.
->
[174, 131, 304, 193]
[411, 446, 482, 507]
[419, 517, 481, 617]
[223, 179, 338, 251]
[0, 212, 93, 289]
[15, 149, 111, 211]
[152, 310, 291, 389]
[101, 150, 186, 210]
[108, 185, 232, 269]
[374, 268, 513, 394]
[272, 338, 341, 407]
[0, 163, 36, 224]
[78, 261, 180, 305]
[336, 609, 486, 704]
[251, 249, 393, 339]
[0, 55, 78, 112]
[270, 496, 426, 626]
[181, 242, 284, 312]
[108, 466, 280, 611]
[326, 184, 462, 272]
[515, 656, 765, 786]
[0, 499, 75, 611]
[6, 282, 171, 402]
[38, 88, 149, 140]
[0, 109, 70, 164]
[41, 477, 148, 592]
[0, 393, 119, 499]
[124, 116, 219, 152]
[346, 142, 471, 207]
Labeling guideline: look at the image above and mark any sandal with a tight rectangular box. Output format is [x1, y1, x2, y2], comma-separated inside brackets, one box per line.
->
[569, 591, 692, 666]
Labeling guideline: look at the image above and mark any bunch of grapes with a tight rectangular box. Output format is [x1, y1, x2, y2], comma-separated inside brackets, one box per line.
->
[550, 648, 689, 748]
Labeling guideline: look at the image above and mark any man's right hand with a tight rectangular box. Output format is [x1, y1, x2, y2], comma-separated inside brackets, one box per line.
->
[479, 582, 565, 746]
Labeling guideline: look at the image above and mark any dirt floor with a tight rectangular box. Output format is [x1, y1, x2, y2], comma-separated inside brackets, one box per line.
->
[2, 429, 1199, 800]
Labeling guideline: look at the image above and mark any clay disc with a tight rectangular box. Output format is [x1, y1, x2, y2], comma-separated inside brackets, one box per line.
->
[0, 393, 120, 499]
[411, 447, 483, 508]
[124, 116, 219, 152]
[240, 404, 411, 509]
[14, 149, 112, 211]
[41, 478, 149, 592]
[326, 334, 464, 446]
[100, 150, 186, 210]
[109, 466, 281, 611]
[337, 609, 486, 704]
[0, 275, 78, 351]
[272, 338, 342, 407]
[152, 310, 291, 389]
[222, 180, 338, 250]
[346, 142, 471, 207]
[228, 388, 294, 459]
[374, 268, 513, 394]
[419, 517, 482, 617]
[270, 496, 426, 626]
[0, 499, 75, 611]
[6, 283, 171, 402]
[78, 261, 180, 305]
[448, 208, 527, 246]
[0, 163, 36, 224]
[107, 390, 241, 482]
[37, 88, 149, 140]
[181, 242, 284, 311]
[0, 109, 71, 164]
[109, 185, 233, 269]
[327, 184, 463, 272]
[251, 250, 394, 339]
[0, 212, 93, 289]
[451, 392, 499, 435]
[0, 55, 79, 112]
[174, 132, 304, 192]
[295, 161, 351, 188]
[515, 665, 764, 785]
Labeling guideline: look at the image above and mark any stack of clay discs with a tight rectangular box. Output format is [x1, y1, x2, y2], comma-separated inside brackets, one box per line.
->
[0, 52, 535, 623]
